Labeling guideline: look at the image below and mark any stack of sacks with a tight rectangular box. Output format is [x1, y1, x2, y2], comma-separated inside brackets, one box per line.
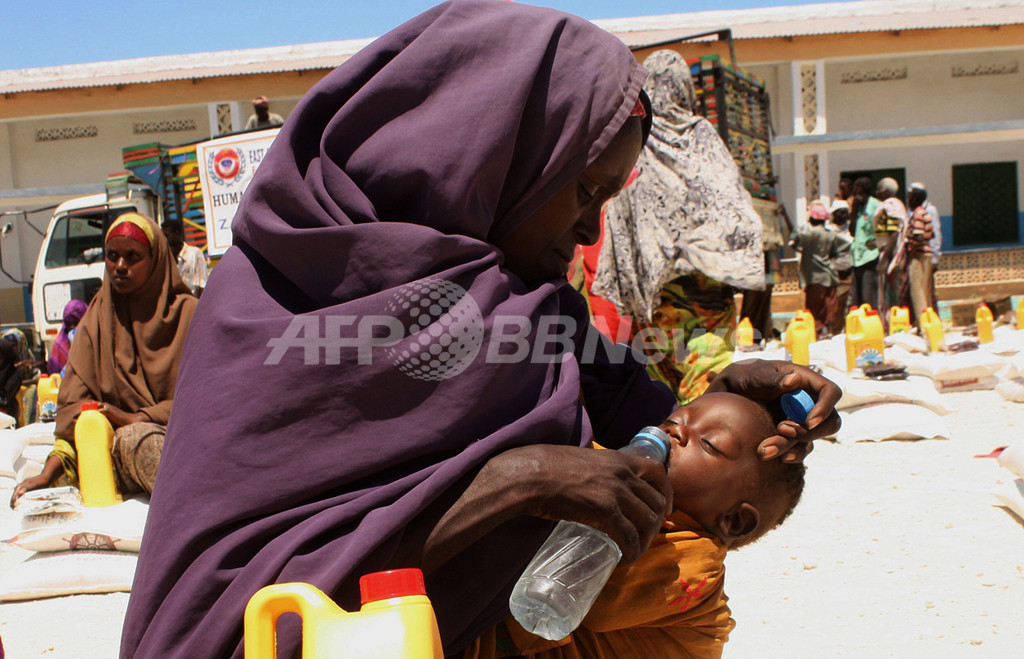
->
[898, 345, 1008, 393]
[989, 328, 1024, 402]
[822, 366, 952, 445]
[0, 423, 148, 601]
[808, 335, 847, 372]
[992, 442, 1024, 522]
[0, 423, 56, 489]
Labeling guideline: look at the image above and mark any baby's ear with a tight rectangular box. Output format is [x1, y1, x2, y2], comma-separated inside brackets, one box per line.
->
[717, 503, 759, 546]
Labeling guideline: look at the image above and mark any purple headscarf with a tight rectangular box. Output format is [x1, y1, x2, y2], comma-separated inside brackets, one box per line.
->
[121, 2, 673, 656]
[47, 299, 88, 375]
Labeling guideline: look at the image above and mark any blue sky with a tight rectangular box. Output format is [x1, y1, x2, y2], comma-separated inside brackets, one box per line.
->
[6, 0, 823, 70]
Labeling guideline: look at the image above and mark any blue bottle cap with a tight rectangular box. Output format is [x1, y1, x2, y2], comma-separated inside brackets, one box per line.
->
[780, 390, 814, 425]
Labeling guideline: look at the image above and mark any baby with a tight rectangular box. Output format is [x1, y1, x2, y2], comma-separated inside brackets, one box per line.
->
[466, 391, 806, 658]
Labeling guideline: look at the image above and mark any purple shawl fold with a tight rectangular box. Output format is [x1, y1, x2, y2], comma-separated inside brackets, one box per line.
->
[121, 2, 674, 657]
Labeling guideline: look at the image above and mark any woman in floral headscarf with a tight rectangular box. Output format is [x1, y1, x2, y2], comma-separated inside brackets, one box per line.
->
[594, 50, 765, 403]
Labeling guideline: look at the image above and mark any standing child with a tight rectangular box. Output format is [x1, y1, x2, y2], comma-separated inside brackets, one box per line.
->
[789, 202, 847, 337]
[466, 391, 807, 658]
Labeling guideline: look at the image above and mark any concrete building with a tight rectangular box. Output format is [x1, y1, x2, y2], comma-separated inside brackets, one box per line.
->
[1, 0, 1022, 322]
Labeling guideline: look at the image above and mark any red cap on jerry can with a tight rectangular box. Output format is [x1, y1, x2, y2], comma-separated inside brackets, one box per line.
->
[81, 401, 100, 411]
[360, 568, 426, 604]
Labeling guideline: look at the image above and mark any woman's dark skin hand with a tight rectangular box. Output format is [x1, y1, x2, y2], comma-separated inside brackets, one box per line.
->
[98, 403, 148, 429]
[706, 359, 842, 463]
[421, 443, 672, 573]
[10, 455, 64, 508]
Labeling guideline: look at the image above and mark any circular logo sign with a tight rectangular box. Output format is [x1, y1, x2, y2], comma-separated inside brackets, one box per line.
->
[385, 279, 484, 381]
[207, 147, 246, 186]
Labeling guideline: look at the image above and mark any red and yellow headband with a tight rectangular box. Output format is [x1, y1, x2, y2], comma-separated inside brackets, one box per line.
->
[106, 213, 155, 251]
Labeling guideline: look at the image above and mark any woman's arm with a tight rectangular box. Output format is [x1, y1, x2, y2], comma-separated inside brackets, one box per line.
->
[706, 359, 842, 462]
[421, 444, 672, 573]
[10, 455, 65, 508]
[98, 403, 149, 429]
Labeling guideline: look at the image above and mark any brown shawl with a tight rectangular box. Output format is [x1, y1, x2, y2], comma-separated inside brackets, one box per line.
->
[56, 213, 197, 439]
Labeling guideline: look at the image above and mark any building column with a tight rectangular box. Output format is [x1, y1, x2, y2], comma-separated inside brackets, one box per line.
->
[0, 123, 14, 190]
[207, 101, 243, 137]
[789, 60, 828, 223]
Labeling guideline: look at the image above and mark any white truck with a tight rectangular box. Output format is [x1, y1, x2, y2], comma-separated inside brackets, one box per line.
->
[30, 176, 161, 346]
[29, 128, 279, 349]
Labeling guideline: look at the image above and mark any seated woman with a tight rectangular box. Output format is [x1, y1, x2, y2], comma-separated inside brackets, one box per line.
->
[10, 213, 196, 504]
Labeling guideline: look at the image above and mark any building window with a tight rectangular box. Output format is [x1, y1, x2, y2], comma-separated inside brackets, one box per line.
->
[952, 162, 1019, 247]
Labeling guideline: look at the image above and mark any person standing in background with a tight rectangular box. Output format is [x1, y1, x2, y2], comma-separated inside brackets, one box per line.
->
[873, 178, 907, 324]
[905, 183, 936, 327]
[245, 96, 284, 130]
[909, 182, 942, 308]
[849, 177, 880, 310]
[827, 199, 853, 334]
[161, 220, 208, 298]
[836, 177, 855, 209]
[789, 202, 845, 338]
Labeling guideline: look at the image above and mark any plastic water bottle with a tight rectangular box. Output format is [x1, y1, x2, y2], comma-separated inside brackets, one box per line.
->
[509, 427, 670, 640]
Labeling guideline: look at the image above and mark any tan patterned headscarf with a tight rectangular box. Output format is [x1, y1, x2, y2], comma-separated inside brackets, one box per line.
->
[593, 50, 765, 321]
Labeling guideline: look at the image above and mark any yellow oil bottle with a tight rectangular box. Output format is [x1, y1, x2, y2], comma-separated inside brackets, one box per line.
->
[976, 303, 994, 344]
[784, 315, 813, 366]
[844, 306, 885, 371]
[244, 568, 444, 659]
[736, 317, 754, 347]
[75, 402, 119, 507]
[1017, 300, 1024, 330]
[795, 308, 815, 329]
[845, 304, 872, 335]
[920, 307, 944, 353]
[888, 306, 911, 334]
[37, 374, 61, 422]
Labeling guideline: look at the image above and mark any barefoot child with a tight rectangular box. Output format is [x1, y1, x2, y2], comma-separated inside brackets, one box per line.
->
[466, 391, 806, 658]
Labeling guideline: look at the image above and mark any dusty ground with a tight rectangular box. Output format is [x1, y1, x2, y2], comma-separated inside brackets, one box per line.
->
[725, 389, 1024, 657]
[1, 389, 1023, 657]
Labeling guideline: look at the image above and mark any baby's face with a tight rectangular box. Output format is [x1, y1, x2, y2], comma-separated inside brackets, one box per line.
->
[659, 392, 774, 538]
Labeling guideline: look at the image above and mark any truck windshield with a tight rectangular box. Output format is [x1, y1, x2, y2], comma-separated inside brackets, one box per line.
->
[44, 207, 139, 268]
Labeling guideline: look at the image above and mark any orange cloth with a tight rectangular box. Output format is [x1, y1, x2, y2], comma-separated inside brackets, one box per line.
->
[466, 511, 733, 658]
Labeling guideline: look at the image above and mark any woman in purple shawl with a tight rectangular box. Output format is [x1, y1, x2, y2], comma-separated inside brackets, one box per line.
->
[47, 299, 88, 376]
[121, 2, 840, 657]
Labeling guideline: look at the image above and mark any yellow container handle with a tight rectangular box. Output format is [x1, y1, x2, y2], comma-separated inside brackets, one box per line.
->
[244, 582, 338, 659]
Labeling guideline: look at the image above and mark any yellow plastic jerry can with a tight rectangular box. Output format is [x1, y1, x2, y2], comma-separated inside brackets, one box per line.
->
[844, 305, 885, 371]
[244, 568, 444, 659]
[736, 317, 754, 347]
[37, 373, 61, 422]
[888, 306, 911, 334]
[920, 307, 944, 353]
[976, 303, 994, 344]
[75, 402, 119, 507]
[784, 315, 813, 366]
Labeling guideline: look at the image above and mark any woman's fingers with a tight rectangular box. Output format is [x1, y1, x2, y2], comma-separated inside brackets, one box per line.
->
[517, 445, 670, 563]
